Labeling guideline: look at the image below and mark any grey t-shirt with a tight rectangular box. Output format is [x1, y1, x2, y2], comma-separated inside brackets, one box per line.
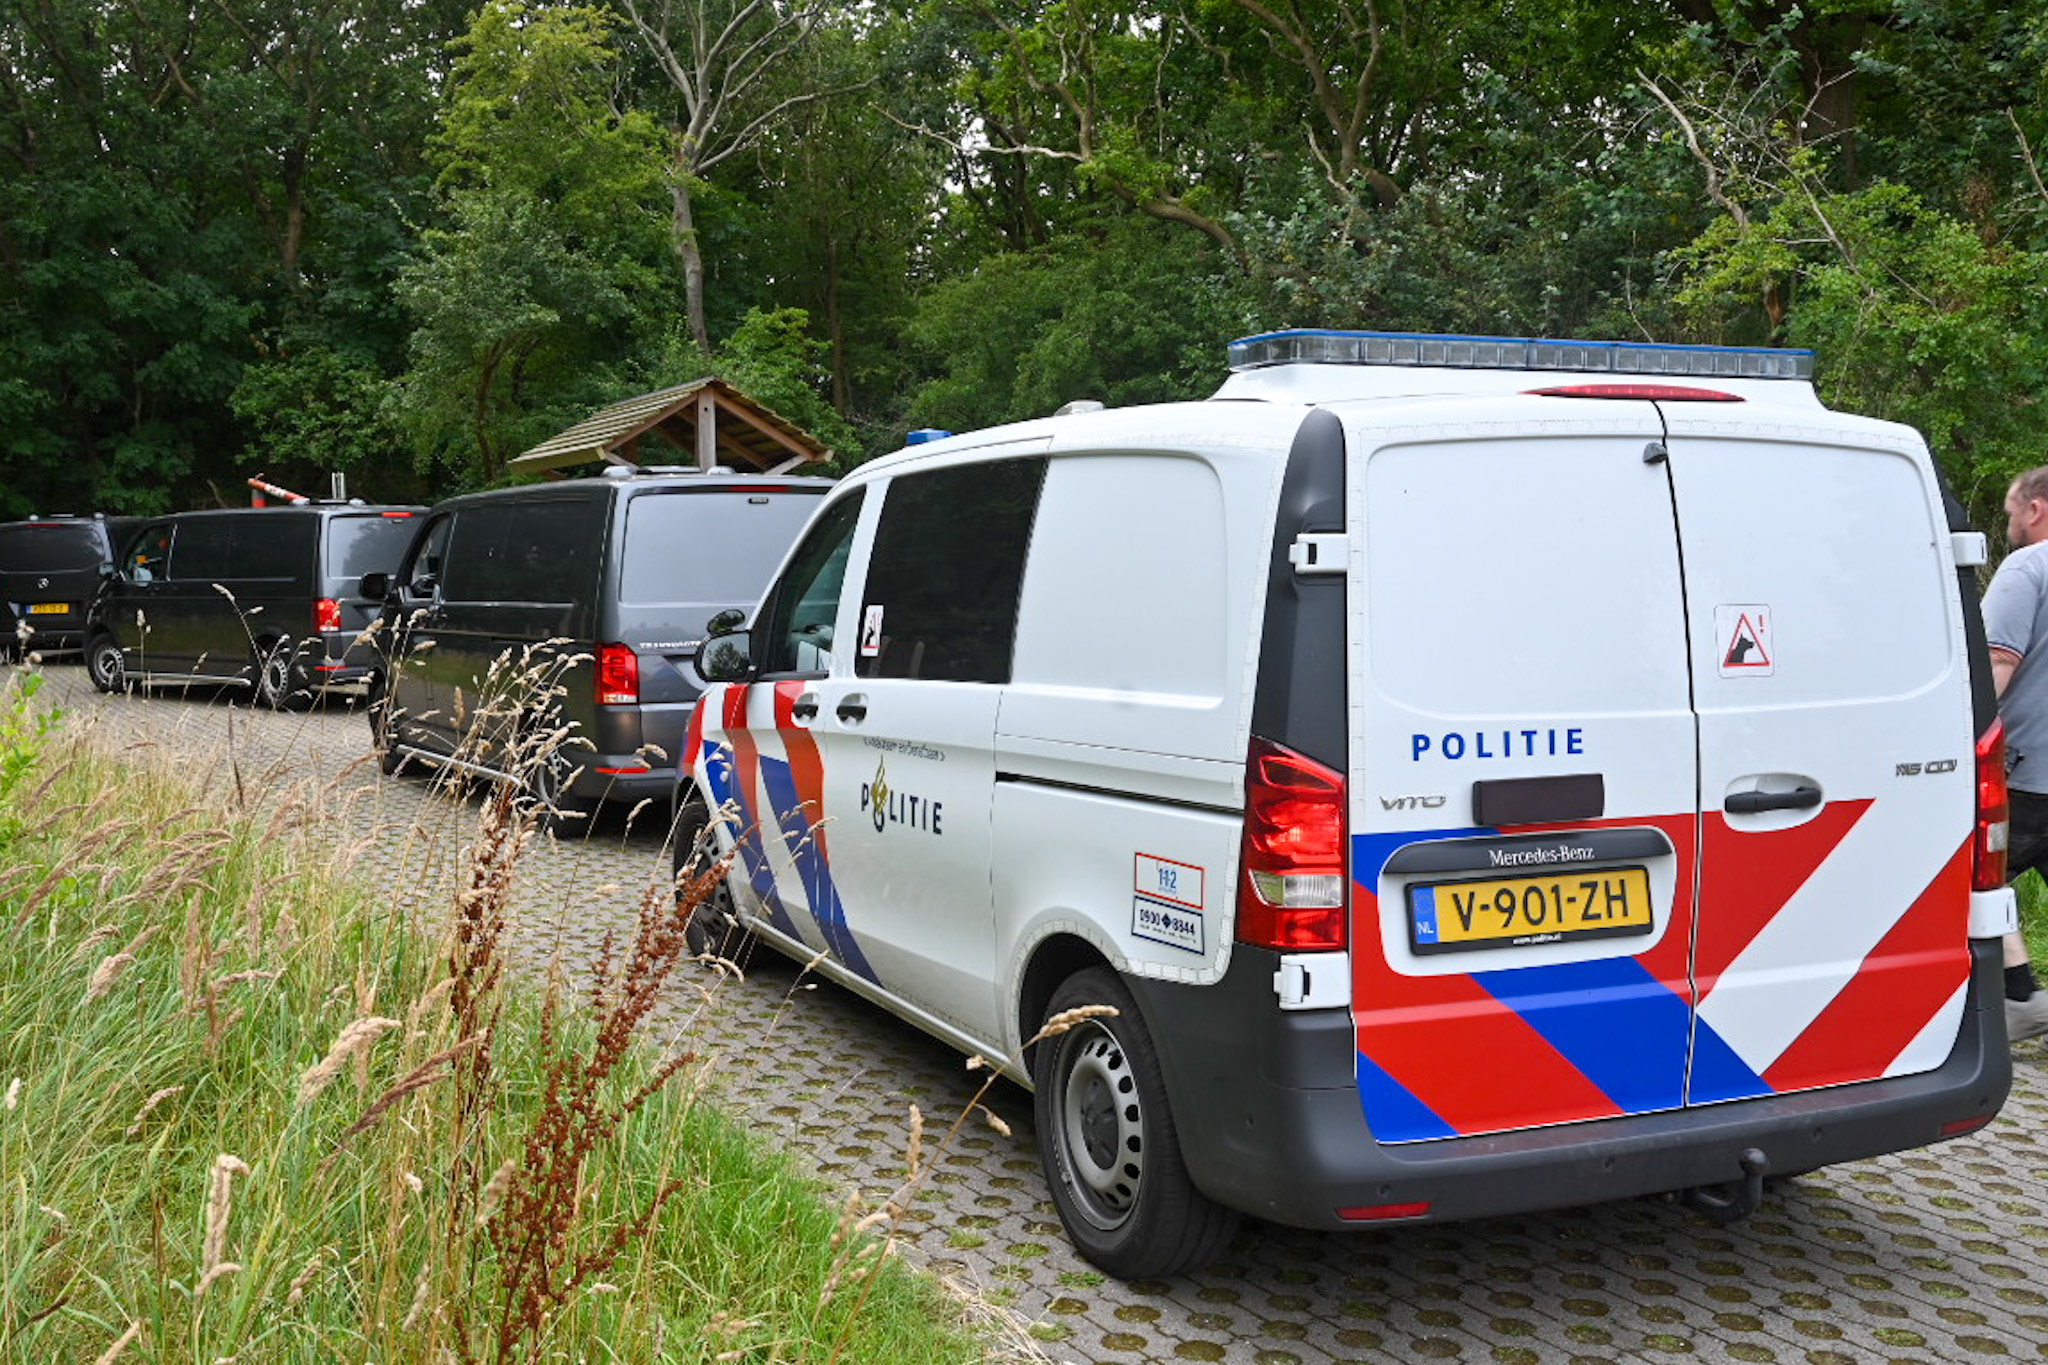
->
[1984, 541, 2048, 793]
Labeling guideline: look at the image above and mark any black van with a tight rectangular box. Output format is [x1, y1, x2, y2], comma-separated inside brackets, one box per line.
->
[83, 504, 424, 707]
[366, 469, 831, 822]
[1, 515, 137, 657]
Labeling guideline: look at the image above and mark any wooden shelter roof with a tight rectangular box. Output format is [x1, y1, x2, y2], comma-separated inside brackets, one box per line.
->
[508, 377, 831, 475]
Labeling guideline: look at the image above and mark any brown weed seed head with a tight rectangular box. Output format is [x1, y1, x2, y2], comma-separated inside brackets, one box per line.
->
[1030, 1004, 1119, 1042]
[90, 1320, 143, 1365]
[284, 1248, 325, 1307]
[124, 1086, 184, 1138]
[85, 953, 136, 1003]
[201, 1153, 251, 1275]
[906, 1105, 925, 1180]
[195, 1262, 242, 1298]
[298, 1017, 401, 1104]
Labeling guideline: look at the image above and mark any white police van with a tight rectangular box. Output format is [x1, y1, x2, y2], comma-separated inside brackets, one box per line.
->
[678, 330, 2015, 1277]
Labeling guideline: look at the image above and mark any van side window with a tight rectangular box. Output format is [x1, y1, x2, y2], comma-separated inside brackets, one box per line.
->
[755, 492, 866, 676]
[443, 498, 604, 604]
[129, 524, 174, 582]
[168, 518, 233, 583]
[404, 515, 454, 594]
[856, 458, 1045, 683]
[233, 516, 304, 581]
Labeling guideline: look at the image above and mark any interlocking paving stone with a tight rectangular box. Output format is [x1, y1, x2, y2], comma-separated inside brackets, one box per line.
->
[17, 662, 2048, 1364]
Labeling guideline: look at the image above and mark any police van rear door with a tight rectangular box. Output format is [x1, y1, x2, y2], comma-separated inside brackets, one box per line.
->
[1346, 398, 1704, 1141]
[1663, 408, 1975, 1102]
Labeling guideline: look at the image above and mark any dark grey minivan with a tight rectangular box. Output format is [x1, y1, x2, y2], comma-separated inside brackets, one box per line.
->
[365, 469, 831, 822]
[83, 505, 424, 707]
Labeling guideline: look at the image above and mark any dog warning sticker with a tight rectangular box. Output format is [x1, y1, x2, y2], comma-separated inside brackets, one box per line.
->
[1715, 604, 1774, 676]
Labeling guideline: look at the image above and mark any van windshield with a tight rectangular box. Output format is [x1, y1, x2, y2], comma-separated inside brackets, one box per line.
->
[327, 514, 420, 581]
[620, 489, 825, 605]
[0, 523, 104, 573]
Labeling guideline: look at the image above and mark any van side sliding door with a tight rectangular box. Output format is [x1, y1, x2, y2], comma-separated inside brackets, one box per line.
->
[805, 458, 1046, 1045]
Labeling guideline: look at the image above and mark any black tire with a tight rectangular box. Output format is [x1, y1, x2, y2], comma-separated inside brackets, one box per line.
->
[528, 741, 598, 834]
[255, 637, 312, 711]
[365, 674, 406, 776]
[1032, 966, 1238, 1279]
[86, 634, 126, 693]
[673, 787, 755, 961]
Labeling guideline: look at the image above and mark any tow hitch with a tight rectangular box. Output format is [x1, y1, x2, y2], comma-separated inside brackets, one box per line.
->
[1682, 1148, 1771, 1224]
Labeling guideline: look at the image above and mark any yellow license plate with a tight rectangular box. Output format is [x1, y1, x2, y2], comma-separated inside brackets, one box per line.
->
[26, 603, 68, 615]
[1409, 866, 1653, 955]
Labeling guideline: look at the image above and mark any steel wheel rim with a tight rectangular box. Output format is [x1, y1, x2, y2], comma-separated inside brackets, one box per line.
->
[1056, 1022, 1143, 1230]
[691, 816, 734, 916]
[262, 648, 290, 700]
[92, 643, 123, 689]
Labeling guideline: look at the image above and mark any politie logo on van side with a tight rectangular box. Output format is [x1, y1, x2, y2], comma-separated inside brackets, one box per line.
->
[1412, 727, 1586, 761]
[860, 758, 944, 835]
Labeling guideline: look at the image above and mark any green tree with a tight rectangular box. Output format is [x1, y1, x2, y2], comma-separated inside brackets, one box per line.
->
[394, 0, 672, 486]
[905, 216, 1255, 437]
[0, 0, 463, 516]
[613, 0, 860, 355]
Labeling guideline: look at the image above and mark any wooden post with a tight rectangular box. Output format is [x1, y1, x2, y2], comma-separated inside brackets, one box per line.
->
[697, 390, 717, 471]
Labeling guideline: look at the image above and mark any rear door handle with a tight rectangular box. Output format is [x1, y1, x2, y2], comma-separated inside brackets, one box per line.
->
[791, 692, 819, 724]
[1724, 786, 1823, 815]
[836, 694, 868, 724]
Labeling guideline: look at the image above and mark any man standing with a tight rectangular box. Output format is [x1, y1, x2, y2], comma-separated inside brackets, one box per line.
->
[1982, 466, 2048, 1041]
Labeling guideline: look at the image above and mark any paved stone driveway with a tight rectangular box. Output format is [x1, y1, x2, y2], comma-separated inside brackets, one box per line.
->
[21, 664, 2048, 1365]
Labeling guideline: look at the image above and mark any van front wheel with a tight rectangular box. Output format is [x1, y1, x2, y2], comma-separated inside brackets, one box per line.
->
[1032, 967, 1238, 1279]
[673, 789, 754, 962]
[86, 635, 126, 693]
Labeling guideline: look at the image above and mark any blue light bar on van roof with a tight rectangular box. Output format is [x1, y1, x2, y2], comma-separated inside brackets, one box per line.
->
[1226, 330, 1814, 381]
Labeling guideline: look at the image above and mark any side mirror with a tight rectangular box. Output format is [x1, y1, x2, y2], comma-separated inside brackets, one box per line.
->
[98, 562, 116, 579]
[698, 630, 753, 683]
[705, 607, 747, 635]
[359, 571, 390, 601]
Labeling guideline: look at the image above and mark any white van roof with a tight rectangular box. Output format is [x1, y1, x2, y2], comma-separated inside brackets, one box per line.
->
[1213, 329, 1825, 409]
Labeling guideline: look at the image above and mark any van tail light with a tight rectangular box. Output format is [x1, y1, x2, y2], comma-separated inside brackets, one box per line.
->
[1975, 718, 2010, 892]
[1237, 737, 1348, 951]
[596, 642, 640, 706]
[313, 598, 342, 633]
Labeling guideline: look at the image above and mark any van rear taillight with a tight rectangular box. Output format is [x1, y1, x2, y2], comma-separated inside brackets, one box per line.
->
[1237, 737, 1347, 951]
[597, 643, 640, 706]
[1975, 718, 2010, 892]
[313, 598, 342, 632]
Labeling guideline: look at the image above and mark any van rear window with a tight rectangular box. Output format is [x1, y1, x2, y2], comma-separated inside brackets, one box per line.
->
[619, 490, 826, 605]
[327, 515, 420, 580]
[0, 523, 103, 573]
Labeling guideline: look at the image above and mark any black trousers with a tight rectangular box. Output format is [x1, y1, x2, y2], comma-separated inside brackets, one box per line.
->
[2013, 790, 2048, 884]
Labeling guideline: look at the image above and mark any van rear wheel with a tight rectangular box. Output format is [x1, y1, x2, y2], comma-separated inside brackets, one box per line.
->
[528, 743, 597, 834]
[1032, 967, 1238, 1279]
[255, 637, 312, 711]
[674, 788, 754, 962]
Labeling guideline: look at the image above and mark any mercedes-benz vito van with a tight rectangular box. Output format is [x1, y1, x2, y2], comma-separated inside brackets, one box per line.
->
[366, 469, 831, 825]
[680, 330, 2014, 1277]
[84, 504, 422, 707]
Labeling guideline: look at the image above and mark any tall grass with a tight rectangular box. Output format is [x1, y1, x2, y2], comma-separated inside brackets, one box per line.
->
[0, 667, 996, 1364]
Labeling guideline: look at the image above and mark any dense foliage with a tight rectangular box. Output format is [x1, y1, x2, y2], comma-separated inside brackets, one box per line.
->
[2, 0, 2043, 525]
